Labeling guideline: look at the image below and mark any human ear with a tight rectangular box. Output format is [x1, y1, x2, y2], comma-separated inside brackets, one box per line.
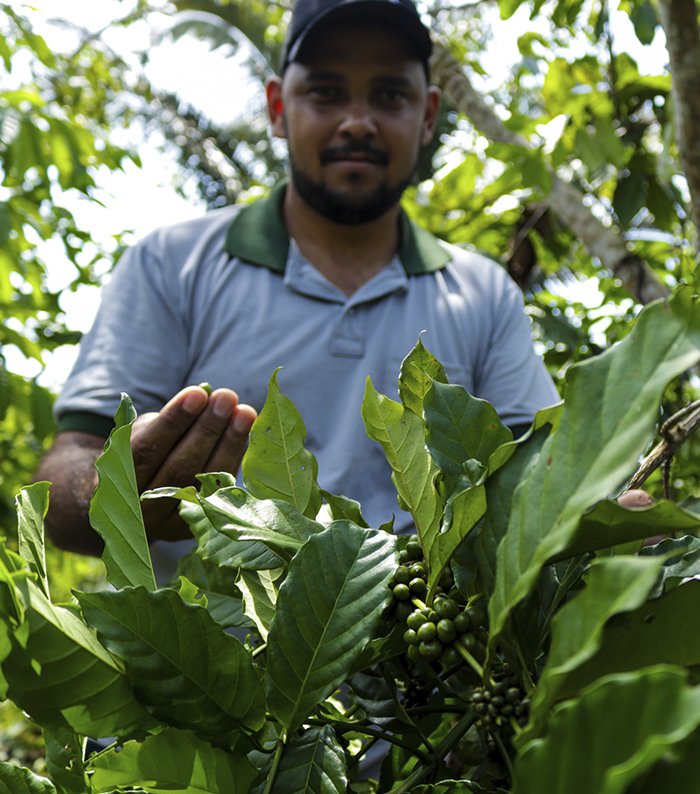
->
[265, 77, 286, 138]
[421, 86, 441, 146]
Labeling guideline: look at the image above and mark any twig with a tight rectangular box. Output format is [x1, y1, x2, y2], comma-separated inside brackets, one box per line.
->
[627, 399, 700, 490]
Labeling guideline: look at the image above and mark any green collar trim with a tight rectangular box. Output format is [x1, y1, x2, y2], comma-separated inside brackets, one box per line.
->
[224, 181, 450, 275]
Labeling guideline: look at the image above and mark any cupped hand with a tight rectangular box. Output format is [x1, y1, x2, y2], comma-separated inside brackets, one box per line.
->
[131, 385, 257, 541]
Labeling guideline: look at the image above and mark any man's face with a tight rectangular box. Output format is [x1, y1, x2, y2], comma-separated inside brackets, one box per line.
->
[268, 22, 440, 224]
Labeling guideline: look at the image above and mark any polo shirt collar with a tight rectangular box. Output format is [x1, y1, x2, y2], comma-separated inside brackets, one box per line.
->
[224, 180, 450, 275]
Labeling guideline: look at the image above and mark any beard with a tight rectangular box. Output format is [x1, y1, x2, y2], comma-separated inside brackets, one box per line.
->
[288, 142, 416, 225]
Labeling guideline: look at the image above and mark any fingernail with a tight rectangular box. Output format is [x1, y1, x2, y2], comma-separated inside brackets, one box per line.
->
[233, 410, 255, 433]
[183, 390, 207, 414]
[212, 391, 235, 418]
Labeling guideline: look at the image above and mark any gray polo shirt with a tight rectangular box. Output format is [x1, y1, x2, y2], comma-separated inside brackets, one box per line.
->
[56, 182, 558, 549]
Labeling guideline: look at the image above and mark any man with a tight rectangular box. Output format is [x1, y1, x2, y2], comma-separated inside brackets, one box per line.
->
[36, 0, 559, 581]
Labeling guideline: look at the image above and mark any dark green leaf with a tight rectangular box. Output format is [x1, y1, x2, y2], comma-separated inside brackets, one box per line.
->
[77, 586, 266, 745]
[398, 336, 448, 416]
[88, 727, 257, 794]
[514, 667, 700, 794]
[89, 394, 155, 591]
[490, 289, 700, 646]
[0, 762, 56, 794]
[3, 580, 156, 739]
[266, 524, 397, 735]
[242, 369, 322, 519]
[16, 482, 49, 598]
[260, 727, 346, 794]
[523, 554, 664, 745]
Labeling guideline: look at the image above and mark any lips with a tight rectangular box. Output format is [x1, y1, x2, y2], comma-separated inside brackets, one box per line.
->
[320, 144, 389, 166]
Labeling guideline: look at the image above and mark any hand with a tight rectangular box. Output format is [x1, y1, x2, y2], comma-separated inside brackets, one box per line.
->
[130, 385, 257, 541]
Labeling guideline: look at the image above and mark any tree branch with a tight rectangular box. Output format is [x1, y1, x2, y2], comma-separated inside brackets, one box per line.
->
[430, 42, 671, 305]
[627, 399, 700, 490]
[657, 0, 700, 256]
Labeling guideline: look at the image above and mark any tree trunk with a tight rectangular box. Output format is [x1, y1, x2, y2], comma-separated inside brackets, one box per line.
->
[430, 42, 671, 305]
[657, 0, 700, 256]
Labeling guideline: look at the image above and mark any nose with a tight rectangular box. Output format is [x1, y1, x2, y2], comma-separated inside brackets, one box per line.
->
[338, 96, 378, 139]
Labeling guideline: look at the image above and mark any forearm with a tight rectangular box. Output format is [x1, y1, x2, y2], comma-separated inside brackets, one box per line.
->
[34, 432, 106, 557]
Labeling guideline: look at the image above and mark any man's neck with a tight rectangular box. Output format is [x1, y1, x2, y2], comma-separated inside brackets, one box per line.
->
[282, 183, 401, 297]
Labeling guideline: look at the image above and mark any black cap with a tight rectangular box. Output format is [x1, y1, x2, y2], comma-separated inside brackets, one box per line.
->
[280, 0, 432, 74]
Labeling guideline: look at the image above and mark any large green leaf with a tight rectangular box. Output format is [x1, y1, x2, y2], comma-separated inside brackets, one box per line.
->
[556, 579, 700, 698]
[429, 485, 486, 586]
[0, 763, 56, 794]
[490, 289, 700, 644]
[397, 336, 448, 416]
[201, 487, 325, 562]
[547, 499, 700, 561]
[242, 369, 322, 519]
[2, 579, 156, 739]
[513, 667, 700, 794]
[523, 555, 664, 746]
[88, 727, 257, 794]
[88, 394, 155, 591]
[628, 728, 700, 793]
[15, 482, 49, 599]
[423, 381, 512, 492]
[266, 524, 397, 735]
[476, 424, 553, 595]
[262, 727, 346, 794]
[77, 585, 266, 745]
[362, 379, 441, 574]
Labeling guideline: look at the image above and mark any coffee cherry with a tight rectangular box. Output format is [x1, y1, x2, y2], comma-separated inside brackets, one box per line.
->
[393, 583, 411, 601]
[416, 622, 437, 643]
[419, 639, 443, 660]
[437, 619, 456, 644]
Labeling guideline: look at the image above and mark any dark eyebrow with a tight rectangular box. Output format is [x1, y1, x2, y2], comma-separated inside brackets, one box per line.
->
[303, 70, 346, 83]
[371, 75, 413, 88]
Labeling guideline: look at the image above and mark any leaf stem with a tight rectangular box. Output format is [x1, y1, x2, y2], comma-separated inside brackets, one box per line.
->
[386, 711, 478, 794]
[455, 643, 495, 687]
[491, 729, 515, 783]
[262, 739, 284, 794]
[252, 642, 268, 658]
[305, 718, 430, 761]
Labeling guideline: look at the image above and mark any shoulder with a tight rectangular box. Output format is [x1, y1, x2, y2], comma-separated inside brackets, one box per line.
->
[141, 204, 243, 256]
[434, 241, 520, 300]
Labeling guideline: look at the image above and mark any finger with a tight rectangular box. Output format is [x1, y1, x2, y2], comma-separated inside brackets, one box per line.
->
[204, 403, 257, 475]
[146, 389, 242, 491]
[131, 386, 209, 487]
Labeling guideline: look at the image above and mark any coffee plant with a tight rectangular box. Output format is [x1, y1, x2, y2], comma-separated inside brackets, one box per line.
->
[3, 287, 700, 793]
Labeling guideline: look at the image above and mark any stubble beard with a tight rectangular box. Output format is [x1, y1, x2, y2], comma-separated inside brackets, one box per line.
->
[288, 147, 417, 226]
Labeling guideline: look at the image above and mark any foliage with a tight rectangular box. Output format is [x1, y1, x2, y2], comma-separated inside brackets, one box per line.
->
[0, 4, 139, 533]
[3, 295, 700, 791]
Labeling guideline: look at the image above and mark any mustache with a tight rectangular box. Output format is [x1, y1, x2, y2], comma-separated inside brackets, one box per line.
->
[320, 144, 389, 166]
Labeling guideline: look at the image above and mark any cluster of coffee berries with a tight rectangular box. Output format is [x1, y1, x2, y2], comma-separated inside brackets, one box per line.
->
[469, 665, 529, 736]
[387, 540, 490, 669]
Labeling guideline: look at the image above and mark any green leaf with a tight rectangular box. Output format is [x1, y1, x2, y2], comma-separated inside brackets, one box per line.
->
[16, 482, 50, 599]
[2, 579, 156, 739]
[238, 567, 283, 640]
[513, 667, 700, 794]
[201, 487, 325, 562]
[88, 727, 257, 794]
[628, 729, 700, 793]
[242, 369, 323, 519]
[77, 585, 266, 745]
[638, 536, 700, 597]
[424, 381, 512, 494]
[266, 524, 397, 735]
[361, 378, 441, 560]
[428, 485, 486, 588]
[397, 336, 448, 416]
[42, 729, 87, 794]
[476, 424, 553, 595]
[0, 762, 56, 794]
[321, 490, 370, 527]
[556, 579, 700, 699]
[550, 499, 700, 561]
[490, 289, 700, 646]
[262, 727, 346, 794]
[89, 394, 156, 591]
[523, 555, 664, 746]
